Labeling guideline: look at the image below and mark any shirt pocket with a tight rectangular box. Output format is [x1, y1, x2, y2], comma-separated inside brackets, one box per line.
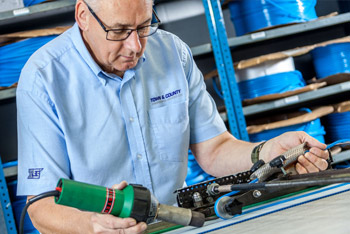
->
[148, 102, 190, 162]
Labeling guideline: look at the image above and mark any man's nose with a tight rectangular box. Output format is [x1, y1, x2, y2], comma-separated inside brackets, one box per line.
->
[124, 30, 142, 53]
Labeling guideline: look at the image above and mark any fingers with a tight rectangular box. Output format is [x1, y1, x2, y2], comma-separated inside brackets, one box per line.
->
[302, 132, 327, 150]
[112, 181, 128, 190]
[309, 147, 329, 160]
[295, 162, 308, 174]
[92, 214, 136, 229]
[296, 152, 329, 174]
[91, 213, 147, 233]
[92, 222, 147, 234]
[125, 222, 147, 234]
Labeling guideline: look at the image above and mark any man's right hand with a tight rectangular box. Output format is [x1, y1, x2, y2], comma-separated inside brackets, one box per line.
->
[90, 213, 147, 234]
[26, 180, 147, 234]
[90, 180, 147, 233]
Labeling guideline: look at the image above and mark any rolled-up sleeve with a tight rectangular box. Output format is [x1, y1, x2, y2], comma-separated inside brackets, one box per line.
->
[181, 43, 227, 144]
[17, 70, 70, 196]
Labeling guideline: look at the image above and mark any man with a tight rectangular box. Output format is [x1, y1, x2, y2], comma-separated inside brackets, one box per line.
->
[17, 0, 329, 233]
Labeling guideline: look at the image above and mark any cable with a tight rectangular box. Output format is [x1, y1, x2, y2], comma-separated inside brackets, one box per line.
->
[212, 77, 224, 100]
[214, 178, 258, 220]
[325, 139, 350, 150]
[214, 139, 350, 220]
[19, 190, 60, 234]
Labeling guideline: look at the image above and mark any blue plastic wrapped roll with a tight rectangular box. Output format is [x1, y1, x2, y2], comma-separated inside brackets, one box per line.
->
[228, 0, 318, 36]
[0, 35, 57, 87]
[311, 43, 350, 78]
[322, 112, 350, 142]
[249, 118, 326, 143]
[237, 70, 306, 100]
[23, 0, 47, 7]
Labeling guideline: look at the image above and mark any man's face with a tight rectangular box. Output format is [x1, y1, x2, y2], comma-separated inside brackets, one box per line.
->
[82, 0, 153, 77]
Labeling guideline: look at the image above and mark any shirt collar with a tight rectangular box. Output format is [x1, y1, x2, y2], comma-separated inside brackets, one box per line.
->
[71, 23, 146, 84]
[71, 23, 102, 79]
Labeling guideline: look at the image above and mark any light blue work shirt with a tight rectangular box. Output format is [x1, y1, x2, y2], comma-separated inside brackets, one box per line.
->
[17, 23, 226, 205]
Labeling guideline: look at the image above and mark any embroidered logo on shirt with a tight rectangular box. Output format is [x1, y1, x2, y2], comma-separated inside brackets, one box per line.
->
[28, 168, 43, 179]
[150, 89, 181, 103]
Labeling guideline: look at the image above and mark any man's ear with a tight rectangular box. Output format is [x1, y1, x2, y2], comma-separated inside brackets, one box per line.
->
[75, 0, 89, 31]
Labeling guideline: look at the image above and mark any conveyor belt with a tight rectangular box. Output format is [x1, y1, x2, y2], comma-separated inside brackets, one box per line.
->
[151, 183, 350, 234]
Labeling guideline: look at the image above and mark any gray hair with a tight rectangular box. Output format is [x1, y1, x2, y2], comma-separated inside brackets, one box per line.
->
[80, 0, 154, 12]
[79, 0, 100, 11]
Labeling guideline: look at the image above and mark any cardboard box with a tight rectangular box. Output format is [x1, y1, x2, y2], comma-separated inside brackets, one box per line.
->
[0, 26, 71, 46]
[247, 106, 334, 134]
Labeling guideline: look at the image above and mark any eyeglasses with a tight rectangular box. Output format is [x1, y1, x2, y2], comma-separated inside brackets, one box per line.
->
[84, 1, 161, 41]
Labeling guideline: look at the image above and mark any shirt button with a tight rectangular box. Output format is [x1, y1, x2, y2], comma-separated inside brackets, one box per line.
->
[129, 117, 134, 122]
[137, 154, 142, 160]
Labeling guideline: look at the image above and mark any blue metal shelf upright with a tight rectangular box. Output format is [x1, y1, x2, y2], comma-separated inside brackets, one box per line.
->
[202, 0, 248, 140]
[0, 157, 17, 234]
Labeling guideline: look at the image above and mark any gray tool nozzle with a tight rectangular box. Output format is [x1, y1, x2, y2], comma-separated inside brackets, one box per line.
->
[157, 204, 205, 227]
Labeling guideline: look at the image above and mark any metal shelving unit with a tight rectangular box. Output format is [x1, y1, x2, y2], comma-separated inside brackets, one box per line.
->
[0, 0, 75, 27]
[192, 12, 350, 57]
[202, 0, 248, 140]
[243, 81, 350, 116]
[0, 88, 16, 101]
[201, 0, 350, 139]
[0, 158, 17, 234]
[218, 81, 350, 121]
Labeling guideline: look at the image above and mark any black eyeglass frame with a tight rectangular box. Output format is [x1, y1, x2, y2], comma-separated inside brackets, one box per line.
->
[84, 1, 161, 41]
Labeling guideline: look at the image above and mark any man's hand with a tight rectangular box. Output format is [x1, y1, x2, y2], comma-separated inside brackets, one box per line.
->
[90, 181, 147, 234]
[91, 213, 147, 234]
[261, 131, 329, 174]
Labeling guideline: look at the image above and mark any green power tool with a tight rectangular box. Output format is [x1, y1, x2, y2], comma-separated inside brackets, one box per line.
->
[20, 178, 205, 234]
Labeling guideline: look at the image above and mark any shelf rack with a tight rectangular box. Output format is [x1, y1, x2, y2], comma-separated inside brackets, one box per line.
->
[243, 81, 350, 116]
[0, 88, 16, 101]
[0, 0, 75, 27]
[202, 0, 248, 140]
[0, 158, 17, 234]
[218, 81, 350, 121]
[192, 12, 350, 57]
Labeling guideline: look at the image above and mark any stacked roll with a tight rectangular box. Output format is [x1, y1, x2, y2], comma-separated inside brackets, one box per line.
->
[247, 107, 332, 144]
[228, 0, 318, 36]
[311, 42, 350, 79]
[322, 101, 350, 143]
[23, 0, 47, 7]
[235, 57, 306, 100]
[0, 35, 57, 87]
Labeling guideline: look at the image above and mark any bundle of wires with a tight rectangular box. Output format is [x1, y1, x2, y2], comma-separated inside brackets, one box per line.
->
[23, 0, 47, 7]
[311, 42, 350, 78]
[186, 150, 214, 185]
[322, 111, 350, 143]
[228, 0, 317, 36]
[237, 70, 306, 100]
[0, 35, 57, 87]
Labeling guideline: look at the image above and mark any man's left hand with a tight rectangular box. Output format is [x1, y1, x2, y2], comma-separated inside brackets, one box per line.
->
[260, 131, 329, 174]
